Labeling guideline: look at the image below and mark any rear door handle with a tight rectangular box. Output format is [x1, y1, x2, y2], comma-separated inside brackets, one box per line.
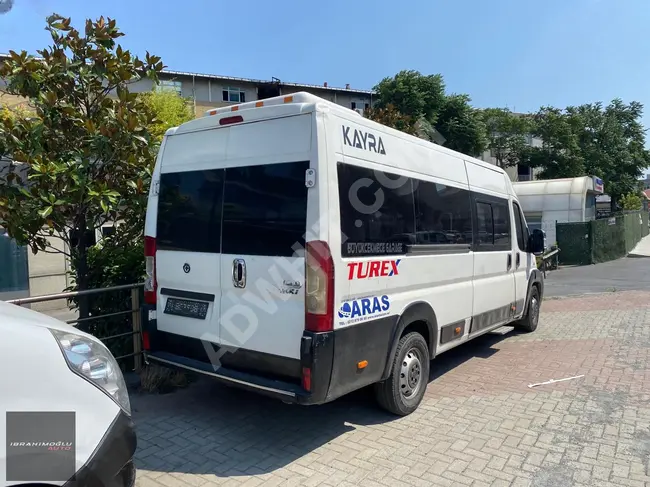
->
[507, 253, 512, 271]
[232, 259, 246, 288]
[516, 252, 521, 268]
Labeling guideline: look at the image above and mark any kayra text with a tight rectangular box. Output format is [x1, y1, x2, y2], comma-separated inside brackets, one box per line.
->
[342, 126, 386, 155]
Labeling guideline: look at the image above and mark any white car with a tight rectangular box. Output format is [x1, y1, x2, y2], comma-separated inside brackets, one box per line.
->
[0, 301, 136, 487]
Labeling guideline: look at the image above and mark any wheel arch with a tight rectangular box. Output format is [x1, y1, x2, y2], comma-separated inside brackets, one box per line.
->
[524, 268, 544, 316]
[380, 301, 438, 381]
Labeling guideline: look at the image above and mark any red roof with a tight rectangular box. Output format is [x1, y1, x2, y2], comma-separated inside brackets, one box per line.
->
[643, 189, 650, 200]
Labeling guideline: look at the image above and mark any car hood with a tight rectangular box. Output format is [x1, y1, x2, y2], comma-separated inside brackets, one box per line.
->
[0, 300, 80, 334]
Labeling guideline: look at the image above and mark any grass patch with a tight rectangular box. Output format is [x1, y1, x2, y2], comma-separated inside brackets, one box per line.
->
[139, 363, 190, 394]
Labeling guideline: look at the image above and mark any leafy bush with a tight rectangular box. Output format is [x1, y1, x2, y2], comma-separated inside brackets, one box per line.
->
[620, 192, 643, 211]
[67, 234, 144, 369]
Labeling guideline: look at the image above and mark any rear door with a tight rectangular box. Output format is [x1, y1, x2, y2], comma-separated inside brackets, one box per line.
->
[155, 168, 225, 345]
[218, 161, 309, 359]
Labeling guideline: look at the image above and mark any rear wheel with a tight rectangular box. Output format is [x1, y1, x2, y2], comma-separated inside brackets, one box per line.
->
[374, 332, 429, 416]
[515, 286, 540, 333]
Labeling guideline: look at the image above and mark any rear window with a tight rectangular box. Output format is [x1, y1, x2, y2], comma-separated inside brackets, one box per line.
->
[157, 169, 224, 253]
[222, 162, 309, 256]
[157, 161, 308, 256]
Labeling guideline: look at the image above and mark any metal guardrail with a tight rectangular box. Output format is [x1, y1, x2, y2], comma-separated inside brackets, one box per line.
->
[7, 283, 145, 370]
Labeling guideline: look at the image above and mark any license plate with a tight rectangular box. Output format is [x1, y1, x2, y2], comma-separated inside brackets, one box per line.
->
[164, 298, 209, 319]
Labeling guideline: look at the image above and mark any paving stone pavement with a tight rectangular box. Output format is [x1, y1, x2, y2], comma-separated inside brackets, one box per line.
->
[132, 290, 650, 487]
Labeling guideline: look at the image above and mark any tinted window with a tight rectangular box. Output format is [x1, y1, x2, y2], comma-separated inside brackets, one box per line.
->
[157, 169, 224, 253]
[222, 161, 308, 257]
[476, 202, 493, 245]
[513, 202, 527, 251]
[493, 201, 511, 246]
[414, 181, 472, 245]
[338, 163, 415, 257]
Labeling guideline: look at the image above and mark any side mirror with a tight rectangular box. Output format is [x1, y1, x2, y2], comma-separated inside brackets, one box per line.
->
[528, 229, 545, 255]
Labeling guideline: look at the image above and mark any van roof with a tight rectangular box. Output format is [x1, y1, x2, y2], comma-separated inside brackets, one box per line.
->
[167, 92, 508, 179]
[204, 91, 352, 118]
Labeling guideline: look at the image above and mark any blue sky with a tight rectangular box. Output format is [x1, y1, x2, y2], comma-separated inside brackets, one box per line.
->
[1, 0, 649, 132]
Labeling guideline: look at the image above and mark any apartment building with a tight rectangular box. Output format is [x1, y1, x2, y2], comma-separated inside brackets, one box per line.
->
[478, 123, 543, 183]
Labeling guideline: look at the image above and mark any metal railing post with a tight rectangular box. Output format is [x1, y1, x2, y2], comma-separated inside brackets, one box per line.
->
[131, 287, 142, 372]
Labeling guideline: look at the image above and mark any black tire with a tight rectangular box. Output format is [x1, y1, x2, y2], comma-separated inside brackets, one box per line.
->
[374, 332, 430, 416]
[515, 286, 540, 333]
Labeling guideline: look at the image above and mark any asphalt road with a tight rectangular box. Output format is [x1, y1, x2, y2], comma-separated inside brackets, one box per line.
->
[544, 256, 650, 298]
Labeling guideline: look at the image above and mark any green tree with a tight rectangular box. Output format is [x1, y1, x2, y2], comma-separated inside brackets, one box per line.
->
[481, 108, 531, 168]
[525, 100, 650, 210]
[373, 70, 487, 156]
[139, 89, 194, 146]
[524, 106, 585, 179]
[365, 103, 418, 136]
[620, 192, 642, 211]
[0, 14, 164, 317]
[438, 94, 487, 156]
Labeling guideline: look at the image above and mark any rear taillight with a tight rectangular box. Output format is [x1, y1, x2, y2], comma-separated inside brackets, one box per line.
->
[144, 236, 157, 305]
[305, 240, 334, 332]
[141, 331, 151, 351]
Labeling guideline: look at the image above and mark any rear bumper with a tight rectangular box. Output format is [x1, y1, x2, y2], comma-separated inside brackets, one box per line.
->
[141, 304, 397, 406]
[141, 305, 334, 405]
[145, 350, 319, 404]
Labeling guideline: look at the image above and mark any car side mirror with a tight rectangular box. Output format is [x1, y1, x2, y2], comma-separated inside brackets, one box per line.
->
[528, 229, 545, 255]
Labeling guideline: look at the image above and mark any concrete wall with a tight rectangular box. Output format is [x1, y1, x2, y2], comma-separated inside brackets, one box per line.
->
[124, 74, 373, 118]
[27, 234, 69, 311]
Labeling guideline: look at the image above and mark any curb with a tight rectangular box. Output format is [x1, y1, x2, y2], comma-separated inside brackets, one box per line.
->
[543, 291, 620, 301]
[627, 253, 650, 259]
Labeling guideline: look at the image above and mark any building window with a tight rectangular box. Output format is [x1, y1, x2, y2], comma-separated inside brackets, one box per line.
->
[351, 102, 357, 110]
[365, 103, 370, 110]
[222, 87, 246, 103]
[156, 80, 182, 95]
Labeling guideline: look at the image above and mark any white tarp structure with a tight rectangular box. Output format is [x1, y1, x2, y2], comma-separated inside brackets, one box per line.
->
[513, 176, 604, 246]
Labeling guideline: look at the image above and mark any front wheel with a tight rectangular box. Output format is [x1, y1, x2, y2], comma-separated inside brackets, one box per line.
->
[374, 332, 430, 416]
[515, 286, 540, 333]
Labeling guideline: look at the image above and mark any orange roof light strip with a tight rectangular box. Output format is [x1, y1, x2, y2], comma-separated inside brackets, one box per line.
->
[207, 95, 298, 117]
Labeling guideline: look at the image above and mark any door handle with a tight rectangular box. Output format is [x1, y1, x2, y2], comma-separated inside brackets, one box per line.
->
[232, 258, 246, 288]
[507, 253, 512, 271]
[516, 252, 521, 269]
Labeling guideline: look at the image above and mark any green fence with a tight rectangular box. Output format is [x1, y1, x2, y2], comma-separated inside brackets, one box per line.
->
[556, 211, 649, 265]
[556, 221, 592, 265]
[0, 230, 29, 293]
